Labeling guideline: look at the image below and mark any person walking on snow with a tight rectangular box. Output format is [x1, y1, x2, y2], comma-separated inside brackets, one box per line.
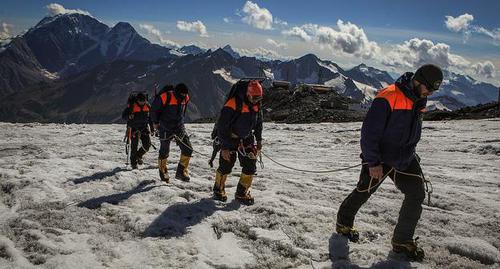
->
[212, 80, 264, 205]
[122, 92, 154, 169]
[151, 83, 193, 183]
[336, 64, 443, 261]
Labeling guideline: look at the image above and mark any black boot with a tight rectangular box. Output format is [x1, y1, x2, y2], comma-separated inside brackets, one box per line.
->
[392, 237, 425, 261]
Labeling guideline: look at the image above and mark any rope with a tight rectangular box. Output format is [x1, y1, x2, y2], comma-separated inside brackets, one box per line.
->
[171, 134, 213, 159]
[260, 150, 363, 174]
[393, 168, 433, 205]
[355, 163, 433, 205]
[356, 168, 394, 193]
[155, 131, 433, 204]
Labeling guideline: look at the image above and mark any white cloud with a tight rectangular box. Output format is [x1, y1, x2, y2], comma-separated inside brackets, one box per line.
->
[223, 17, 231, 23]
[241, 1, 273, 30]
[472, 26, 500, 43]
[282, 20, 380, 59]
[445, 13, 500, 45]
[472, 61, 496, 78]
[274, 18, 288, 26]
[266, 38, 287, 49]
[235, 47, 290, 60]
[176, 20, 208, 37]
[445, 13, 474, 32]
[282, 26, 312, 42]
[139, 24, 179, 48]
[382, 38, 496, 79]
[0, 22, 13, 40]
[46, 3, 91, 16]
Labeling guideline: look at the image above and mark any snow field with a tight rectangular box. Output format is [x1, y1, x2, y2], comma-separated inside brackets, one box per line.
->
[0, 120, 499, 268]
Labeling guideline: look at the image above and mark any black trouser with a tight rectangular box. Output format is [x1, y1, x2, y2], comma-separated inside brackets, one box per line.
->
[130, 129, 151, 165]
[217, 138, 257, 175]
[336, 158, 425, 242]
[158, 128, 193, 159]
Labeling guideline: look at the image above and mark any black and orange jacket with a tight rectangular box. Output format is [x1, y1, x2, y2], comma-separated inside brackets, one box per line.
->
[217, 88, 262, 150]
[360, 72, 427, 170]
[122, 102, 153, 131]
[151, 90, 190, 131]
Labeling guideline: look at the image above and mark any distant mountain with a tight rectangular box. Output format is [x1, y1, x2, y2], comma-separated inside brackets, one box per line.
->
[179, 45, 206, 55]
[270, 54, 373, 103]
[343, 65, 498, 111]
[9, 13, 176, 78]
[430, 71, 499, 110]
[222, 45, 240, 59]
[345, 63, 394, 89]
[0, 37, 51, 96]
[0, 12, 498, 123]
[24, 13, 109, 72]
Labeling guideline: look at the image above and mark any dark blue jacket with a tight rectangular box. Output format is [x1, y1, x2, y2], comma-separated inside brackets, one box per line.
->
[217, 87, 263, 150]
[151, 90, 190, 132]
[122, 102, 153, 131]
[360, 72, 427, 170]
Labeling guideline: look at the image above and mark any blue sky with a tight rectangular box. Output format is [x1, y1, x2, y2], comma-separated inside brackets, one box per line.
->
[1, 0, 499, 84]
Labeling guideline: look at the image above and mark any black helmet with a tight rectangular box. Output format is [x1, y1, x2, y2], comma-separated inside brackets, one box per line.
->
[414, 64, 443, 91]
[175, 83, 189, 95]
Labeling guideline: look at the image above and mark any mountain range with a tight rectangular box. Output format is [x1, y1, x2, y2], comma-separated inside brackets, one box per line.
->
[0, 13, 497, 123]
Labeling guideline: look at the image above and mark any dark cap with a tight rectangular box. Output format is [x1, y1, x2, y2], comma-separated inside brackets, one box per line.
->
[175, 83, 189, 95]
[414, 64, 443, 91]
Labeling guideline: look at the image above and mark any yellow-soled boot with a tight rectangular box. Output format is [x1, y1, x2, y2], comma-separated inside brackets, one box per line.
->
[235, 173, 254, 205]
[336, 223, 359, 242]
[212, 171, 228, 202]
[392, 238, 425, 261]
[158, 158, 169, 183]
[175, 154, 191, 182]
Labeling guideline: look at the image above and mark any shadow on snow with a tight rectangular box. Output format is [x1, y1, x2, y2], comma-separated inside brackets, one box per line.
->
[143, 198, 241, 239]
[329, 233, 412, 269]
[78, 180, 158, 209]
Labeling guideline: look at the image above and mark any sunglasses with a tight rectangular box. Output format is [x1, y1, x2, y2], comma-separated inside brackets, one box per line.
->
[419, 75, 440, 92]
